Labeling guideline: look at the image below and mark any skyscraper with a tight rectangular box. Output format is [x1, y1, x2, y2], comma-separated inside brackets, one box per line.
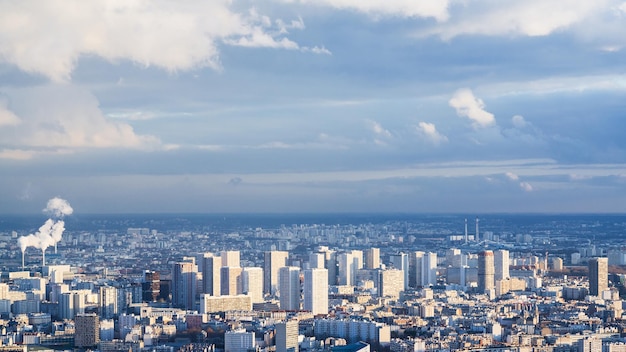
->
[304, 268, 328, 315]
[276, 320, 299, 352]
[172, 261, 198, 310]
[422, 252, 437, 287]
[201, 253, 221, 296]
[221, 251, 240, 267]
[221, 266, 243, 296]
[99, 286, 118, 319]
[588, 257, 608, 296]
[364, 248, 380, 269]
[279, 266, 300, 311]
[75, 313, 100, 348]
[309, 252, 325, 269]
[242, 267, 264, 303]
[478, 250, 495, 293]
[337, 252, 354, 286]
[390, 252, 409, 290]
[494, 250, 510, 281]
[264, 251, 289, 295]
[378, 269, 404, 299]
[142, 270, 160, 302]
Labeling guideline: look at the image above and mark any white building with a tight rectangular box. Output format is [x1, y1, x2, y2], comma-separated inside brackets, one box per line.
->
[242, 267, 264, 303]
[304, 268, 328, 315]
[279, 266, 300, 311]
[224, 329, 255, 352]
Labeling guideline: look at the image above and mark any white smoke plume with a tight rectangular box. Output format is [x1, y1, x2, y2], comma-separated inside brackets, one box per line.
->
[17, 197, 73, 267]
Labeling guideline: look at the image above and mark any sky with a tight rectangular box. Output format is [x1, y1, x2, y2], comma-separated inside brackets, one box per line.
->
[2, 0, 626, 214]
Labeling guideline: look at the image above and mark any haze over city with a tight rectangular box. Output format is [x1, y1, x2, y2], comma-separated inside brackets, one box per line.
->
[2, 1, 626, 214]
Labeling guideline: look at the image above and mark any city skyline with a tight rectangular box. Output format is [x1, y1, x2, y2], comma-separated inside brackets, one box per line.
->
[2, 2, 626, 214]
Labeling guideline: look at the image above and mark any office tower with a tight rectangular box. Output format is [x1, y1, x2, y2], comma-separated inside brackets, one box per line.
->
[323, 250, 338, 286]
[279, 266, 300, 311]
[225, 329, 256, 352]
[588, 257, 608, 296]
[304, 268, 328, 315]
[365, 248, 380, 269]
[478, 250, 495, 293]
[351, 250, 364, 272]
[242, 267, 264, 303]
[276, 320, 299, 352]
[221, 266, 243, 296]
[309, 253, 325, 269]
[337, 252, 354, 286]
[551, 257, 564, 271]
[422, 252, 437, 287]
[75, 313, 100, 348]
[446, 248, 461, 267]
[221, 250, 240, 267]
[409, 251, 424, 288]
[494, 250, 510, 281]
[172, 261, 198, 310]
[99, 286, 118, 319]
[201, 253, 222, 296]
[264, 251, 289, 295]
[142, 270, 160, 302]
[378, 269, 404, 299]
[390, 252, 409, 290]
[59, 292, 75, 320]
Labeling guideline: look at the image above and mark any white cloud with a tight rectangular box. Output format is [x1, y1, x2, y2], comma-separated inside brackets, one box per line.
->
[511, 115, 527, 129]
[449, 88, 496, 129]
[520, 181, 534, 192]
[0, 103, 21, 127]
[423, 0, 612, 39]
[367, 120, 392, 138]
[282, 0, 450, 21]
[0, 85, 160, 154]
[505, 172, 519, 181]
[0, 0, 314, 81]
[416, 122, 448, 145]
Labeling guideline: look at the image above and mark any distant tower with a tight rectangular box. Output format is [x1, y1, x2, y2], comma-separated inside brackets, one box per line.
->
[390, 253, 409, 290]
[475, 217, 480, 242]
[242, 267, 264, 303]
[264, 251, 289, 295]
[378, 269, 404, 299]
[142, 270, 160, 302]
[464, 218, 468, 243]
[478, 250, 495, 293]
[75, 313, 100, 348]
[304, 268, 328, 315]
[364, 248, 380, 269]
[171, 261, 198, 310]
[201, 253, 222, 296]
[422, 252, 437, 287]
[276, 320, 299, 352]
[279, 266, 300, 311]
[99, 286, 118, 319]
[494, 250, 510, 281]
[221, 251, 240, 267]
[220, 266, 243, 296]
[588, 257, 608, 296]
[337, 252, 354, 286]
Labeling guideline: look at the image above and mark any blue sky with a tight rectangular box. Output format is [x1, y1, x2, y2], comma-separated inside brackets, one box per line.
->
[2, 0, 626, 214]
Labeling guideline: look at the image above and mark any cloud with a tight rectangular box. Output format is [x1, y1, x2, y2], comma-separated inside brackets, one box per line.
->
[505, 172, 519, 181]
[449, 88, 496, 129]
[511, 115, 527, 129]
[0, 85, 160, 157]
[520, 181, 534, 192]
[0, 101, 21, 127]
[282, 0, 450, 21]
[423, 1, 612, 40]
[504, 172, 533, 192]
[367, 120, 392, 138]
[0, 1, 316, 81]
[416, 122, 448, 145]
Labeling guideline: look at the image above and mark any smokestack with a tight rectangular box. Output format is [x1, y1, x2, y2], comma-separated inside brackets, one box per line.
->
[475, 217, 480, 242]
[42, 248, 45, 267]
[464, 218, 468, 244]
[22, 250, 25, 269]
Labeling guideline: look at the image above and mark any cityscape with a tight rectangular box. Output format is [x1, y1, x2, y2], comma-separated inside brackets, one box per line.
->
[1, 199, 626, 352]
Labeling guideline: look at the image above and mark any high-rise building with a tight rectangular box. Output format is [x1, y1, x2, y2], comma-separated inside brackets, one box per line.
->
[221, 251, 240, 267]
[264, 251, 289, 295]
[390, 253, 409, 290]
[364, 248, 380, 270]
[588, 257, 608, 296]
[337, 252, 354, 286]
[309, 253, 325, 269]
[75, 313, 100, 348]
[99, 286, 118, 319]
[422, 252, 437, 287]
[478, 250, 495, 293]
[172, 261, 198, 310]
[304, 268, 328, 315]
[221, 266, 243, 296]
[225, 329, 256, 352]
[142, 270, 160, 302]
[242, 267, 264, 303]
[276, 320, 299, 352]
[409, 251, 424, 288]
[494, 250, 510, 281]
[378, 269, 404, 299]
[201, 253, 221, 296]
[279, 266, 300, 311]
